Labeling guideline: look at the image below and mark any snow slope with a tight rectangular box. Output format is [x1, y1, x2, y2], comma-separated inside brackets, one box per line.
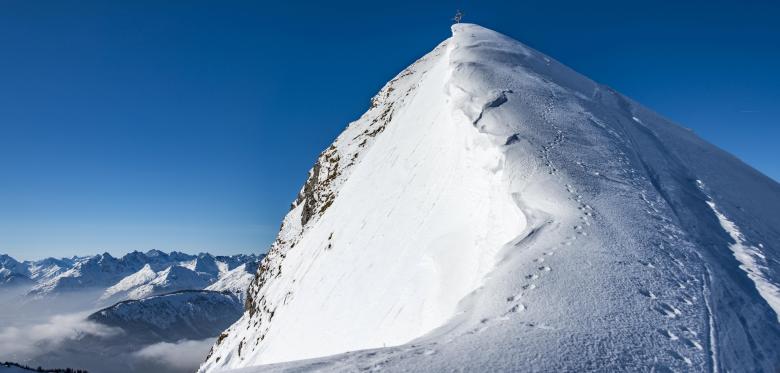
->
[201, 24, 780, 372]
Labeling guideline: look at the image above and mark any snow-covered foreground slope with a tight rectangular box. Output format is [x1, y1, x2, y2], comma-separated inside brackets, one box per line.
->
[202, 24, 780, 372]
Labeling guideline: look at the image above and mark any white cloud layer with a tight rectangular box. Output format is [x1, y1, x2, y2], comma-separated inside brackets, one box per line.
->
[134, 338, 216, 370]
[0, 312, 122, 358]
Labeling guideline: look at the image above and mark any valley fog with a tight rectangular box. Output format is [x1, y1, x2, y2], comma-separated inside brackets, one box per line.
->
[0, 289, 215, 373]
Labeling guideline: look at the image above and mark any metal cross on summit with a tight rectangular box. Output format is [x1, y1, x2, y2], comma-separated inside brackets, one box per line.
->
[453, 10, 464, 24]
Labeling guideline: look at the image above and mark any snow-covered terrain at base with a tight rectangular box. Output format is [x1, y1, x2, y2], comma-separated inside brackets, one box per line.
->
[201, 24, 780, 372]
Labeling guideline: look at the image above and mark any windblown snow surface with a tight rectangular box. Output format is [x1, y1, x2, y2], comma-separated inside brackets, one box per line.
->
[201, 24, 780, 372]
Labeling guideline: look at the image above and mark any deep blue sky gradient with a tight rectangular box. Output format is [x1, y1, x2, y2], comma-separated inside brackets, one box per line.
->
[1, 0, 778, 260]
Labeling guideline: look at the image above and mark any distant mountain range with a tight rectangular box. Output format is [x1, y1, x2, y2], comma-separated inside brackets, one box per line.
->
[0, 251, 261, 373]
[0, 251, 262, 304]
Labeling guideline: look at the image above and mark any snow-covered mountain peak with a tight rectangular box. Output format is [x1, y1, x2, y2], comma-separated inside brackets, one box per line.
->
[200, 24, 547, 370]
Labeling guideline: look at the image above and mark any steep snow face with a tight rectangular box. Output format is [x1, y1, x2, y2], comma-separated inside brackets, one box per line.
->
[202, 24, 780, 372]
[201, 36, 526, 370]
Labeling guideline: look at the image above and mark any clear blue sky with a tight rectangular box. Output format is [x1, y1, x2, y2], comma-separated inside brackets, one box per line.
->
[1, 0, 777, 260]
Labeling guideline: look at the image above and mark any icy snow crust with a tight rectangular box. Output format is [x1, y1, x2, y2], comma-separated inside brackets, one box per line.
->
[202, 24, 780, 372]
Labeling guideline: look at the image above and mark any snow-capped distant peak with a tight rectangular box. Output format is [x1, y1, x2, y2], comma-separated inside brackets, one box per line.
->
[101, 264, 158, 300]
[1, 251, 262, 305]
[205, 262, 260, 302]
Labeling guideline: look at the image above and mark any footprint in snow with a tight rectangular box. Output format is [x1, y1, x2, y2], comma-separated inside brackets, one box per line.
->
[680, 326, 697, 336]
[657, 329, 679, 341]
[638, 259, 655, 268]
[655, 302, 682, 318]
[677, 296, 693, 305]
[667, 350, 692, 365]
[682, 338, 703, 351]
[506, 303, 526, 314]
[639, 289, 657, 299]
